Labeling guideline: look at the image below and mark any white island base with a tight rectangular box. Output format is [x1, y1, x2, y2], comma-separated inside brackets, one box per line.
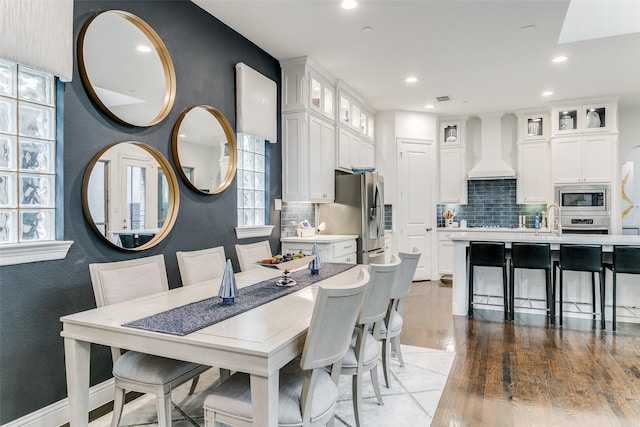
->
[450, 232, 640, 324]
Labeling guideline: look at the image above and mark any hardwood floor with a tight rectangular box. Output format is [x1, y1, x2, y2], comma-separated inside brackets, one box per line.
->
[401, 280, 640, 426]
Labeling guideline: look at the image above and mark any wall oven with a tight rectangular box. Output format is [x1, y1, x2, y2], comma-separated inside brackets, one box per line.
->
[556, 184, 611, 234]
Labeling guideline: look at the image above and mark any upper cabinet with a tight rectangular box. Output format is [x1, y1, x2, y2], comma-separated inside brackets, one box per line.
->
[337, 85, 375, 141]
[515, 110, 550, 204]
[551, 99, 617, 136]
[281, 56, 336, 120]
[438, 117, 467, 204]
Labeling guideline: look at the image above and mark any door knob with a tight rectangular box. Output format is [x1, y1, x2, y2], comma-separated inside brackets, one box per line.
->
[426, 227, 432, 232]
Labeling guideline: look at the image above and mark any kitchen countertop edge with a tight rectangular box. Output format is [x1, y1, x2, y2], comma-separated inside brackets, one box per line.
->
[280, 234, 359, 244]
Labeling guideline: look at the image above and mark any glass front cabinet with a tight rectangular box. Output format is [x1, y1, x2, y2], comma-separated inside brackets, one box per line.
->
[551, 100, 617, 136]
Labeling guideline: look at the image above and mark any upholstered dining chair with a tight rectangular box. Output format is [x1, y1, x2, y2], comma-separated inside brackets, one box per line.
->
[89, 255, 210, 427]
[235, 240, 272, 271]
[203, 268, 371, 427]
[176, 246, 227, 286]
[379, 249, 421, 388]
[340, 255, 401, 427]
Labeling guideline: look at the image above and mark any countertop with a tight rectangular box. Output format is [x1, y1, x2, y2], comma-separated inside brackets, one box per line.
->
[280, 234, 358, 244]
[448, 231, 640, 249]
[438, 227, 551, 233]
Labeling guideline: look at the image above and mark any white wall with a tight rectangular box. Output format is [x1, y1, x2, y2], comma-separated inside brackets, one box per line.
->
[619, 107, 640, 228]
[619, 107, 640, 158]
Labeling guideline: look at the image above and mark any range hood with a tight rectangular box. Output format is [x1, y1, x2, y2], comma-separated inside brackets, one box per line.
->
[467, 112, 516, 180]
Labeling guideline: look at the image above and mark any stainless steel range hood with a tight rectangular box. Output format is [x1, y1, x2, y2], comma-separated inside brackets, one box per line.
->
[467, 112, 516, 180]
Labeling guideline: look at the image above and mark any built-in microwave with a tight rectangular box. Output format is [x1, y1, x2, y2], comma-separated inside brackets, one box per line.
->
[555, 184, 609, 214]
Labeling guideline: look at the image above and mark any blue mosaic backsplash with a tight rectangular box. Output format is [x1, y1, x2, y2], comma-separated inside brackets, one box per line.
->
[437, 179, 547, 228]
[280, 202, 316, 237]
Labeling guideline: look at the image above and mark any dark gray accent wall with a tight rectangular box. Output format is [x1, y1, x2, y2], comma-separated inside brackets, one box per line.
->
[0, 1, 281, 423]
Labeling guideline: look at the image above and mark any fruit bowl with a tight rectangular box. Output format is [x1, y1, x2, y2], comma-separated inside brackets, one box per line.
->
[256, 255, 316, 286]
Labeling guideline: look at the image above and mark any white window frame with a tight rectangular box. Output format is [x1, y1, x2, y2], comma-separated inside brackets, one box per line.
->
[0, 60, 72, 266]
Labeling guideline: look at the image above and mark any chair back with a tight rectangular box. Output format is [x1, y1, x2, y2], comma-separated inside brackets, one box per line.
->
[391, 249, 422, 299]
[560, 244, 603, 272]
[470, 241, 506, 267]
[235, 241, 272, 271]
[89, 255, 168, 308]
[511, 243, 551, 269]
[357, 256, 401, 326]
[177, 246, 227, 286]
[300, 269, 369, 371]
[614, 245, 640, 274]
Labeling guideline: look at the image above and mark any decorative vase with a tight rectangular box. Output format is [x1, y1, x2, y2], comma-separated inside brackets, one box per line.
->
[218, 259, 238, 305]
[308, 243, 321, 275]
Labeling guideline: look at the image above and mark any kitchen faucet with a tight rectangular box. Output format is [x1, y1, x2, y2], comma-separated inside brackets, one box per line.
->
[547, 203, 562, 236]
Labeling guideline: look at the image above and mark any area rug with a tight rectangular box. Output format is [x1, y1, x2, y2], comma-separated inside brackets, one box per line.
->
[88, 345, 455, 427]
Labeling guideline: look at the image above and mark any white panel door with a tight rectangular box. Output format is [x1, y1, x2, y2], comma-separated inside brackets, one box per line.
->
[398, 139, 435, 281]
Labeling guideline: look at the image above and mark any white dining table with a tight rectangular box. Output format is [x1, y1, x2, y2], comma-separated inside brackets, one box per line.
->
[60, 264, 363, 427]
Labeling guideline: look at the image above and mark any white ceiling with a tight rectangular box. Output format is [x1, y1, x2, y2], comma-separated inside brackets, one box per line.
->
[192, 0, 640, 117]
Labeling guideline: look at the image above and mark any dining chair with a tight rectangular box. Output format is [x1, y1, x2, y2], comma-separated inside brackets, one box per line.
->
[176, 246, 227, 286]
[379, 249, 421, 388]
[203, 268, 371, 427]
[235, 240, 272, 271]
[89, 255, 210, 427]
[340, 255, 401, 427]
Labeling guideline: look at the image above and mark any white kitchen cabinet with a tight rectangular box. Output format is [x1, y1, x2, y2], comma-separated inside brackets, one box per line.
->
[437, 231, 455, 276]
[337, 84, 375, 141]
[282, 112, 335, 203]
[439, 147, 467, 204]
[551, 135, 615, 184]
[517, 141, 550, 203]
[336, 127, 374, 172]
[281, 237, 357, 264]
[551, 99, 617, 136]
[281, 56, 335, 120]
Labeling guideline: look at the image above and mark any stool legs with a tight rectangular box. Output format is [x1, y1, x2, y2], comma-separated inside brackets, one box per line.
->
[503, 266, 508, 321]
[468, 265, 474, 318]
[557, 269, 605, 328]
[599, 271, 606, 330]
[509, 262, 515, 322]
[613, 270, 617, 331]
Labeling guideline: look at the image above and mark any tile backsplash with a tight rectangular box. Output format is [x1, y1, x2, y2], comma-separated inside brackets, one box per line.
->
[280, 202, 315, 237]
[437, 179, 547, 228]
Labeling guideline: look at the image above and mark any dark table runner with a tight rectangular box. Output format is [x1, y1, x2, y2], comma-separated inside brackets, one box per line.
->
[123, 263, 357, 336]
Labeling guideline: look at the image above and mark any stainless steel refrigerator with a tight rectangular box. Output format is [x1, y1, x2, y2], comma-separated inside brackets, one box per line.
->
[319, 172, 385, 264]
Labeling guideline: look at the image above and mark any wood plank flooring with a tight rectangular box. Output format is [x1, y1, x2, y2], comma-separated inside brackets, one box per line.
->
[401, 280, 640, 426]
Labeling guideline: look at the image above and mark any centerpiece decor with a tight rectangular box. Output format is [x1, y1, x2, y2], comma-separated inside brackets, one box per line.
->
[218, 260, 238, 305]
[257, 252, 316, 286]
[308, 243, 321, 275]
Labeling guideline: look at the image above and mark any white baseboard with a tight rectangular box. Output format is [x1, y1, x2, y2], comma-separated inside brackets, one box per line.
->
[2, 379, 114, 427]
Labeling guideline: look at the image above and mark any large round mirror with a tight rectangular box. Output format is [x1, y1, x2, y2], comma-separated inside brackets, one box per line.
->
[78, 10, 176, 127]
[82, 142, 179, 251]
[172, 105, 237, 194]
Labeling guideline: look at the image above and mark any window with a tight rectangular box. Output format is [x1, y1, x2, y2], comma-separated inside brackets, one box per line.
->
[235, 133, 273, 238]
[0, 59, 72, 265]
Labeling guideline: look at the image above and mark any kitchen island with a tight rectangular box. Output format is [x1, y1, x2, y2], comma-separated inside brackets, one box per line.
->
[449, 232, 640, 323]
[281, 234, 358, 264]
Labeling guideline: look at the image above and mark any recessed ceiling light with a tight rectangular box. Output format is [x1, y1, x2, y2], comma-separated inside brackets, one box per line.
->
[341, 0, 357, 10]
[405, 77, 418, 83]
[552, 56, 568, 63]
[424, 104, 434, 109]
[362, 26, 373, 32]
[541, 91, 554, 97]
[137, 45, 152, 53]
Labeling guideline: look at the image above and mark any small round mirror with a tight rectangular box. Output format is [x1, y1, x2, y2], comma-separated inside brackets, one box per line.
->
[172, 106, 237, 194]
[82, 142, 179, 250]
[78, 10, 176, 127]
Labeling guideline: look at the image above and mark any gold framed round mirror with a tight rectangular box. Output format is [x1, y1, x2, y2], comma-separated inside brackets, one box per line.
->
[82, 142, 180, 251]
[78, 10, 176, 127]
[172, 105, 238, 194]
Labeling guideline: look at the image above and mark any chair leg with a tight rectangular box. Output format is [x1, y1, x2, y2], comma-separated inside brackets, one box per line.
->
[370, 364, 384, 405]
[509, 264, 515, 322]
[613, 271, 617, 331]
[468, 265, 474, 317]
[546, 268, 554, 325]
[559, 269, 563, 327]
[591, 272, 597, 321]
[352, 374, 363, 427]
[111, 385, 126, 427]
[156, 391, 172, 427]
[219, 368, 231, 382]
[188, 375, 199, 395]
[503, 266, 509, 321]
[392, 336, 404, 367]
[599, 271, 606, 330]
[381, 337, 391, 388]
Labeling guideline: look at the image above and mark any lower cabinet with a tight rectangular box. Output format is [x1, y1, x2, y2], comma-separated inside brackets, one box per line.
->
[437, 231, 455, 276]
[281, 238, 357, 264]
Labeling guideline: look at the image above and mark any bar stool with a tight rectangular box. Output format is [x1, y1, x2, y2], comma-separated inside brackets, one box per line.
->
[605, 246, 640, 331]
[509, 243, 553, 323]
[468, 242, 508, 320]
[557, 244, 605, 329]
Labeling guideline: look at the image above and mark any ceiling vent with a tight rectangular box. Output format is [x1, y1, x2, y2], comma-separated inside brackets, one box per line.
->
[436, 96, 450, 102]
